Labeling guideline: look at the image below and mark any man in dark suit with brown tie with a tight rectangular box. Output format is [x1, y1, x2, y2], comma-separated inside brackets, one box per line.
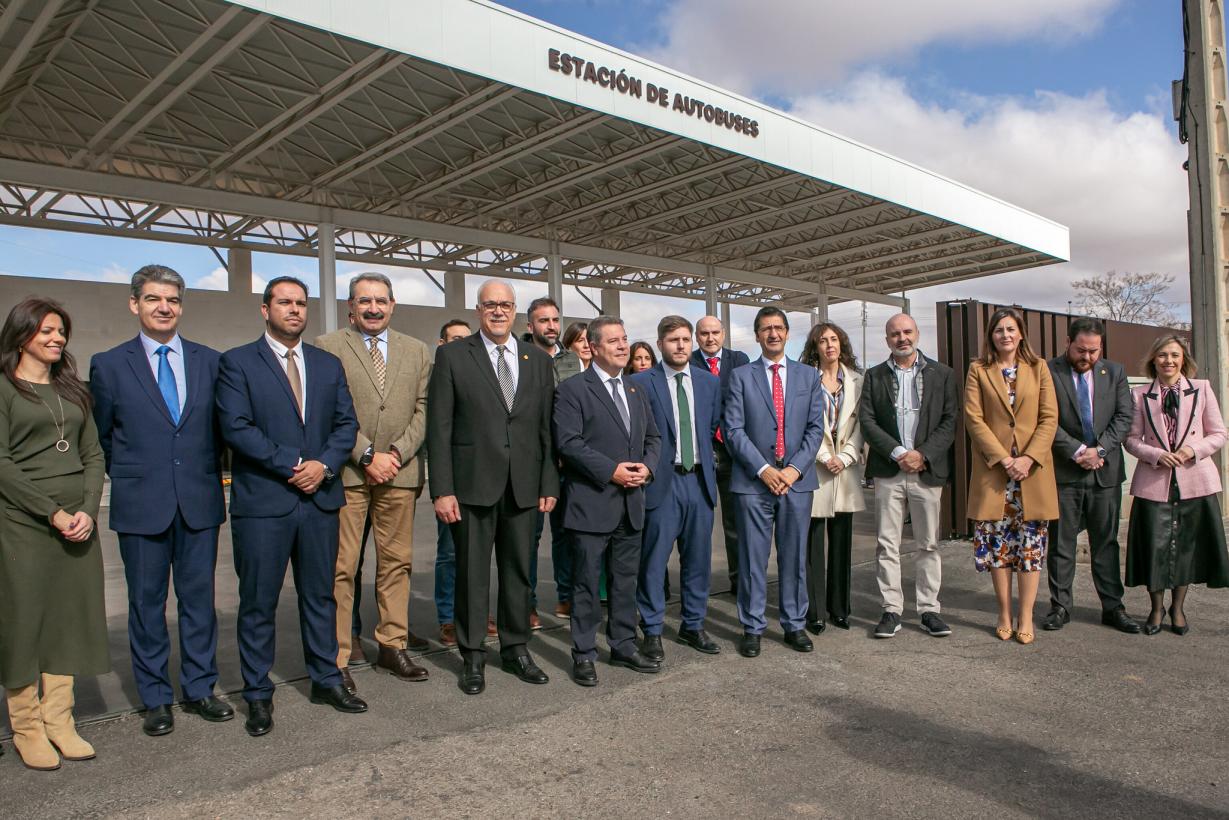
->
[427, 280, 559, 695]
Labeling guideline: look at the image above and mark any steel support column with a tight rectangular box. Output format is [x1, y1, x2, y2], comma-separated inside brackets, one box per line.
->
[444, 271, 466, 311]
[547, 243, 563, 305]
[704, 267, 718, 317]
[318, 223, 337, 333]
[600, 287, 620, 317]
[226, 247, 251, 294]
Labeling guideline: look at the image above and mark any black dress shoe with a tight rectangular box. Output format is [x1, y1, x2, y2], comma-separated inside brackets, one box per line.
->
[340, 667, 358, 695]
[182, 695, 234, 723]
[1101, 607, 1141, 634]
[806, 620, 826, 635]
[459, 656, 485, 695]
[831, 616, 850, 630]
[609, 650, 661, 673]
[244, 700, 273, 737]
[571, 659, 598, 687]
[501, 654, 549, 684]
[377, 645, 429, 682]
[641, 634, 665, 662]
[1042, 606, 1071, 631]
[784, 629, 814, 652]
[676, 627, 720, 654]
[737, 633, 761, 658]
[142, 705, 174, 737]
[309, 683, 368, 713]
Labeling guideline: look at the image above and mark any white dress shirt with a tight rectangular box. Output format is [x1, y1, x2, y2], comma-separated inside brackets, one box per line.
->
[265, 332, 308, 421]
[139, 332, 187, 415]
[889, 355, 921, 460]
[480, 332, 519, 395]
[663, 363, 699, 466]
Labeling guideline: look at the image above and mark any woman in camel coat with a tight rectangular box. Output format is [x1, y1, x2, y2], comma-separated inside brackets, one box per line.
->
[964, 307, 1059, 645]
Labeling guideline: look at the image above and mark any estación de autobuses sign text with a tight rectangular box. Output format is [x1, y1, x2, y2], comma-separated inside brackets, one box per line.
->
[547, 48, 761, 138]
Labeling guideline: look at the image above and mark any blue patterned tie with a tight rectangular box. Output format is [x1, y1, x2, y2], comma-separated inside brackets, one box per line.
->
[1076, 372, 1094, 445]
[155, 345, 181, 425]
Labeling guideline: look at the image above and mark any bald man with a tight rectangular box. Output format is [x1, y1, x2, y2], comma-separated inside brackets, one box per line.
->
[427, 280, 560, 695]
[691, 315, 750, 593]
[858, 313, 959, 639]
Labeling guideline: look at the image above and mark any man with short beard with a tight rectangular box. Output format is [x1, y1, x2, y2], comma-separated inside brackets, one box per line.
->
[317, 273, 433, 694]
[859, 313, 959, 640]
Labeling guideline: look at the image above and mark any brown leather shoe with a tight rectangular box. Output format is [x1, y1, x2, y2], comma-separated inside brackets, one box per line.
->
[349, 635, 366, 664]
[439, 623, 457, 647]
[553, 601, 572, 619]
[406, 630, 430, 652]
[529, 610, 542, 631]
[340, 667, 358, 696]
[376, 645, 429, 682]
[486, 617, 499, 637]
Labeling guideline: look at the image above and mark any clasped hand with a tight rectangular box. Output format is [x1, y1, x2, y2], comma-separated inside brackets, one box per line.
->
[999, 454, 1035, 483]
[52, 509, 93, 542]
[760, 465, 799, 496]
[288, 459, 326, 494]
[612, 462, 650, 488]
[1157, 446, 1196, 469]
[364, 451, 401, 485]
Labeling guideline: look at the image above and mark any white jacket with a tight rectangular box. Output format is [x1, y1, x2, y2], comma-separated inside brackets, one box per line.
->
[811, 365, 866, 518]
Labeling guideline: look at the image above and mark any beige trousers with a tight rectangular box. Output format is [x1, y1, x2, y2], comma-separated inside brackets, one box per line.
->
[873, 471, 943, 615]
[334, 483, 419, 667]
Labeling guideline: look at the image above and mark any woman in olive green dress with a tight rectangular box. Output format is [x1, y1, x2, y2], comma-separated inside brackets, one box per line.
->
[0, 297, 108, 771]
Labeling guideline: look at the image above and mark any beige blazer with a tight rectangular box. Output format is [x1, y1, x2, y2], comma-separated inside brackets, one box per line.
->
[315, 327, 431, 489]
[811, 365, 866, 518]
[964, 357, 1059, 521]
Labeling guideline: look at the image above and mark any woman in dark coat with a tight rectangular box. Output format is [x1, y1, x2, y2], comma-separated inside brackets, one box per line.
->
[0, 297, 108, 770]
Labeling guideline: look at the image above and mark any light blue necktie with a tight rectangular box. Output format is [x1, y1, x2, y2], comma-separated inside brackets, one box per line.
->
[155, 345, 181, 425]
[1076, 371, 1095, 445]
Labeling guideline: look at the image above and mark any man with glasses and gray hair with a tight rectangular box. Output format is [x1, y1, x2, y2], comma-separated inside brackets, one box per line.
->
[316, 272, 433, 694]
[427, 280, 559, 695]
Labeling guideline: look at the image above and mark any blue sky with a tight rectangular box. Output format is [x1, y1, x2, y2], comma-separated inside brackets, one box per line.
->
[0, 0, 1205, 360]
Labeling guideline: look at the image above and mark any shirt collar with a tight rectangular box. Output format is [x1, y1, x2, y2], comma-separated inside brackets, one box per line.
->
[889, 351, 925, 372]
[362, 328, 389, 346]
[480, 331, 516, 356]
[139, 332, 182, 358]
[762, 356, 787, 370]
[264, 332, 301, 358]
[665, 361, 689, 377]
[590, 362, 622, 382]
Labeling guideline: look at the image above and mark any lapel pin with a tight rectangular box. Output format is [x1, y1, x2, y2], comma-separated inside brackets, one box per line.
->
[1099, 368, 1106, 375]
[629, 387, 636, 393]
[522, 354, 528, 360]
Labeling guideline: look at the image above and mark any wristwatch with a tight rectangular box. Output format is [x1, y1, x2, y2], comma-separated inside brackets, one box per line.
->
[1096, 447, 1107, 459]
[322, 465, 335, 482]
[359, 444, 375, 467]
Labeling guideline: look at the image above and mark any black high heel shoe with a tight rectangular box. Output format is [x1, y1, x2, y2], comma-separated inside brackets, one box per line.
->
[1143, 612, 1163, 636]
[1168, 605, 1189, 636]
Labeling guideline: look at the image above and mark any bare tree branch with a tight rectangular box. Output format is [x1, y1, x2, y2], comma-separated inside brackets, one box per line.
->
[1071, 270, 1179, 326]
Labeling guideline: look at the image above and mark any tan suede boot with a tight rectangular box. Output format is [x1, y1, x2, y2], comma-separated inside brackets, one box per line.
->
[5, 683, 61, 770]
[40, 673, 95, 761]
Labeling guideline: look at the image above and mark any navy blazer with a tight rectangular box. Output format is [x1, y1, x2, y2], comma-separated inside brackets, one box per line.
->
[723, 356, 824, 495]
[553, 367, 661, 533]
[90, 336, 226, 535]
[628, 363, 720, 509]
[691, 347, 750, 423]
[216, 338, 358, 517]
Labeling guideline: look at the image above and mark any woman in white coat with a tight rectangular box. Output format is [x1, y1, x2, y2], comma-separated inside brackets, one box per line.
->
[801, 322, 865, 634]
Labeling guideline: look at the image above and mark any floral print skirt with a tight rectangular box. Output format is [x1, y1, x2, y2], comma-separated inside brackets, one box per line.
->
[973, 477, 1048, 573]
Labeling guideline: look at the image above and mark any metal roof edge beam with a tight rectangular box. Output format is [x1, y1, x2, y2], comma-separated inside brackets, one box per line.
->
[0, 0, 67, 93]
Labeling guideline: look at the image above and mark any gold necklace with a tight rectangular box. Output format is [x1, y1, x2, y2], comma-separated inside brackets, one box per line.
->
[25, 381, 70, 453]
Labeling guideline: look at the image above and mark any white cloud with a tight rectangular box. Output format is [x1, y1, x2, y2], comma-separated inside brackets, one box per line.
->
[193, 266, 229, 291]
[647, 0, 1119, 93]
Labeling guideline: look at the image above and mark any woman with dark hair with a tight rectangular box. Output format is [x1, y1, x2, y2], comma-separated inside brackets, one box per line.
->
[1124, 335, 1227, 634]
[964, 307, 1058, 645]
[0, 297, 108, 770]
[799, 322, 864, 633]
[625, 341, 657, 375]
[561, 321, 591, 369]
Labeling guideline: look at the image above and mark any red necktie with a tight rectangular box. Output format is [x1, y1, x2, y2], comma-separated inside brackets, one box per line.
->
[771, 363, 785, 462]
[707, 356, 723, 443]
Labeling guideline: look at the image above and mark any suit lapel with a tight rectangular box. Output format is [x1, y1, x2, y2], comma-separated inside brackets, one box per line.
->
[987, 363, 1015, 416]
[651, 364, 677, 443]
[1051, 358, 1080, 420]
[1177, 378, 1199, 449]
[1090, 363, 1111, 425]
[833, 366, 858, 445]
[1142, 382, 1168, 450]
[176, 343, 206, 429]
[751, 358, 776, 416]
[585, 368, 629, 438]
[466, 335, 507, 410]
[124, 337, 176, 426]
[511, 344, 533, 412]
[345, 329, 383, 395]
[257, 339, 303, 424]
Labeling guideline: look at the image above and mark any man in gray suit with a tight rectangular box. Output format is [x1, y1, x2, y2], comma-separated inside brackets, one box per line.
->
[1044, 317, 1140, 633]
[317, 273, 433, 692]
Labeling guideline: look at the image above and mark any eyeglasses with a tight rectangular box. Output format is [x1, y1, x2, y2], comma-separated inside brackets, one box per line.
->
[479, 301, 515, 314]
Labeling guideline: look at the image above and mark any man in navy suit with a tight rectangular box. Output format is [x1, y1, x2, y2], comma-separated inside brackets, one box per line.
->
[554, 316, 662, 686]
[724, 307, 824, 658]
[91, 265, 233, 738]
[216, 276, 363, 736]
[692, 316, 750, 593]
[630, 316, 722, 660]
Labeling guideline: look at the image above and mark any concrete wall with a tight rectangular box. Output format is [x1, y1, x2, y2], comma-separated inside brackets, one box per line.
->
[0, 275, 585, 361]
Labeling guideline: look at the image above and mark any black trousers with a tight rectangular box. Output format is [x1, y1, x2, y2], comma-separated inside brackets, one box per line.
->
[806, 513, 853, 623]
[451, 479, 536, 661]
[714, 439, 740, 592]
[569, 511, 641, 662]
[1049, 483, 1125, 613]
